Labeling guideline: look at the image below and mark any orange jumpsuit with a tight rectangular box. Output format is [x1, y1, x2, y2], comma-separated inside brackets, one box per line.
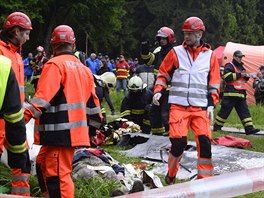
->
[154, 42, 220, 179]
[24, 53, 102, 198]
[0, 40, 30, 196]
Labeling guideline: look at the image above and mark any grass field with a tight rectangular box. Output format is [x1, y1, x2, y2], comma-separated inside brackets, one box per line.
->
[1, 86, 263, 197]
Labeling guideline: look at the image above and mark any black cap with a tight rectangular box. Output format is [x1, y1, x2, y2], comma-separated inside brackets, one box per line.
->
[259, 65, 264, 71]
[233, 50, 245, 57]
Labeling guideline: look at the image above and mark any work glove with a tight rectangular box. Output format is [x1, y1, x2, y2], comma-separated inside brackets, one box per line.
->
[207, 106, 214, 125]
[152, 93, 162, 106]
[141, 40, 150, 54]
[241, 70, 249, 78]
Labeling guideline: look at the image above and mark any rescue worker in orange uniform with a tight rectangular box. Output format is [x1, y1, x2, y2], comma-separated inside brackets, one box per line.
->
[24, 25, 103, 198]
[0, 55, 31, 196]
[213, 50, 260, 135]
[0, 11, 32, 196]
[153, 17, 220, 184]
[141, 27, 177, 135]
[31, 45, 49, 89]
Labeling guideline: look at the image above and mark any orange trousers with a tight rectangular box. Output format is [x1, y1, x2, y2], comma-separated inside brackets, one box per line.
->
[168, 104, 214, 179]
[36, 146, 75, 198]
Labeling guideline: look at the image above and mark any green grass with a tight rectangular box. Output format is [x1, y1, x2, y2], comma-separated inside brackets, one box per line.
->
[1, 87, 262, 197]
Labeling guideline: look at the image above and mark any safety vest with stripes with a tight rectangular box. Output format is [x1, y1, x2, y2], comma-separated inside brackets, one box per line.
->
[168, 45, 212, 107]
[0, 55, 11, 109]
[225, 62, 247, 90]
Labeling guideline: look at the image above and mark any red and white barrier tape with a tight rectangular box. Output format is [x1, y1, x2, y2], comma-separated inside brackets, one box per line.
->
[118, 166, 264, 198]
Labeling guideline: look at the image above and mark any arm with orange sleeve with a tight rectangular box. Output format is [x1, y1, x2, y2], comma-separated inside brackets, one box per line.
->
[207, 51, 220, 124]
[24, 62, 62, 122]
[153, 49, 179, 105]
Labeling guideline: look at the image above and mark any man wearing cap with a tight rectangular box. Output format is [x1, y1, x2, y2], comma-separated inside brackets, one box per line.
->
[253, 65, 264, 105]
[214, 50, 260, 135]
[116, 55, 129, 95]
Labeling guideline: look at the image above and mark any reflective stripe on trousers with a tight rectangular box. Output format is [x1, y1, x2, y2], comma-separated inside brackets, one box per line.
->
[11, 169, 30, 196]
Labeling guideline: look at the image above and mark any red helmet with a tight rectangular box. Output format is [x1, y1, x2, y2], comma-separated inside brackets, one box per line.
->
[36, 46, 44, 52]
[182, 17, 205, 32]
[156, 27, 176, 44]
[3, 12, 32, 30]
[50, 25, 76, 45]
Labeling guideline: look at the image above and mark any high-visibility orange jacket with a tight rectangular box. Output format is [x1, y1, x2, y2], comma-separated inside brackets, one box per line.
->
[0, 40, 24, 102]
[24, 53, 103, 147]
[116, 61, 129, 80]
[154, 42, 220, 107]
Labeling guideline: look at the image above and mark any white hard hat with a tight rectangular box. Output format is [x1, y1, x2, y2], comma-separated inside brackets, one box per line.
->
[100, 72, 116, 88]
[127, 76, 147, 91]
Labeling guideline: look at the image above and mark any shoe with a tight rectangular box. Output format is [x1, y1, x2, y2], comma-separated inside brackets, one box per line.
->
[165, 173, 175, 185]
[111, 189, 125, 197]
[213, 124, 222, 131]
[129, 180, 144, 193]
[245, 128, 260, 135]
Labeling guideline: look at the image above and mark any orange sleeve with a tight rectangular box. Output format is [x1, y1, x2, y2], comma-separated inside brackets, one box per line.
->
[34, 62, 62, 103]
[209, 51, 220, 105]
[154, 49, 179, 93]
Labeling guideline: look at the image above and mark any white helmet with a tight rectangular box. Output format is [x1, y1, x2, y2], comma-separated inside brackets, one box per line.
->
[153, 46, 161, 53]
[100, 72, 116, 88]
[127, 76, 147, 91]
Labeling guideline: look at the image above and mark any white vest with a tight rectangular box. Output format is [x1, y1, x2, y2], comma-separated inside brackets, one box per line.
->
[168, 45, 212, 107]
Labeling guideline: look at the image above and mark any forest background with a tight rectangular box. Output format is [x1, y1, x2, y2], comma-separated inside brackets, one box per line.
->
[0, 0, 263, 59]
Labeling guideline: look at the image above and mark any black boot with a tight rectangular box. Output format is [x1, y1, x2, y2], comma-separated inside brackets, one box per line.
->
[245, 127, 260, 135]
[165, 173, 176, 185]
[213, 124, 222, 131]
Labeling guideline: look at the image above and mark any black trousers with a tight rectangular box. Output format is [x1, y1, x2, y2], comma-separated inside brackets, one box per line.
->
[215, 96, 253, 130]
[149, 91, 169, 134]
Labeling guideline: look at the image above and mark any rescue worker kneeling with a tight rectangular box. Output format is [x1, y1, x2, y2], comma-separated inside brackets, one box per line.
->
[120, 76, 153, 134]
[24, 25, 102, 198]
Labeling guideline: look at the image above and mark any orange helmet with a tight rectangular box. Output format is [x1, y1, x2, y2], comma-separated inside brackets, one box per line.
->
[50, 25, 76, 45]
[182, 17, 205, 32]
[36, 46, 44, 52]
[3, 12, 32, 30]
[156, 27, 176, 44]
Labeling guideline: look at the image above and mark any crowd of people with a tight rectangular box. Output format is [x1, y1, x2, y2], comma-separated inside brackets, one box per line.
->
[0, 10, 263, 198]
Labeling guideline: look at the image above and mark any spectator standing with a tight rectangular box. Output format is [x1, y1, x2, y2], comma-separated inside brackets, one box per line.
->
[86, 53, 99, 74]
[24, 25, 102, 198]
[253, 65, 264, 105]
[96, 56, 110, 75]
[116, 55, 130, 95]
[23, 52, 33, 81]
[105, 55, 113, 72]
[213, 50, 260, 135]
[153, 17, 220, 183]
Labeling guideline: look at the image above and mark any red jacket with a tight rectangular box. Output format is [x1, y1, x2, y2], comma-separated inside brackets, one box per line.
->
[24, 54, 103, 147]
[116, 60, 129, 80]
